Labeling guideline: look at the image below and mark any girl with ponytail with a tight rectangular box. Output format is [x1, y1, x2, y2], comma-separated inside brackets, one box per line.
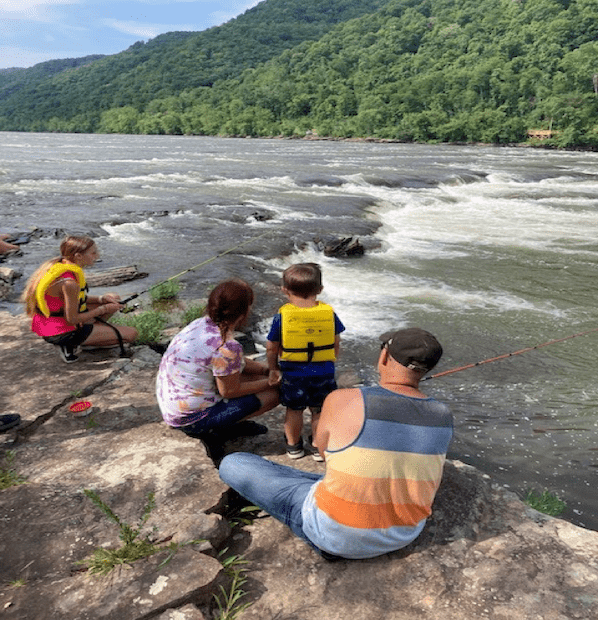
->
[21, 235, 137, 363]
[156, 279, 279, 461]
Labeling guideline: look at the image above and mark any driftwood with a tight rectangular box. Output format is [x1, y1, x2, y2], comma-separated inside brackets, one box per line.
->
[323, 236, 365, 258]
[86, 265, 148, 287]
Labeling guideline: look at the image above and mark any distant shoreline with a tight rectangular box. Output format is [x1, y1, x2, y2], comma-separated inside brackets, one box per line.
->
[3, 129, 597, 151]
[260, 134, 598, 152]
[155, 131, 598, 152]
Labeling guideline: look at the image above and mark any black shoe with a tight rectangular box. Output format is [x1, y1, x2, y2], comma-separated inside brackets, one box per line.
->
[0, 414, 20, 433]
[197, 431, 225, 465]
[58, 344, 79, 363]
[180, 427, 225, 464]
[307, 435, 324, 462]
[286, 437, 305, 459]
[217, 421, 269, 441]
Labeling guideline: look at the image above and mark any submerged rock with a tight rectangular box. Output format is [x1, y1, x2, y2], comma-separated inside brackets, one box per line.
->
[322, 236, 365, 257]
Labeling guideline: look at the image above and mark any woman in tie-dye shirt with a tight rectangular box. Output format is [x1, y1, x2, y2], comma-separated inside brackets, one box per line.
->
[156, 280, 279, 450]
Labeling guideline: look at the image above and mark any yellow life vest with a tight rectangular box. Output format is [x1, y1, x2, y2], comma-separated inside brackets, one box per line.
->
[35, 262, 88, 318]
[280, 302, 336, 363]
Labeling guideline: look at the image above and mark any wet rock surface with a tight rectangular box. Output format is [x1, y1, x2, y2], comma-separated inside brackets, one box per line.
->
[1, 311, 597, 620]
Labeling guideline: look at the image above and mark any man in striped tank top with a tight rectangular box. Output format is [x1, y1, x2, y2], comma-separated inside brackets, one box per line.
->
[219, 328, 453, 560]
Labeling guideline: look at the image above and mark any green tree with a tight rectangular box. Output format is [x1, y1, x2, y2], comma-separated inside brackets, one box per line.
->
[98, 107, 140, 133]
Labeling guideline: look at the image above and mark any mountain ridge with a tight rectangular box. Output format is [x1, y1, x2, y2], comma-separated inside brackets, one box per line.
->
[0, 0, 596, 147]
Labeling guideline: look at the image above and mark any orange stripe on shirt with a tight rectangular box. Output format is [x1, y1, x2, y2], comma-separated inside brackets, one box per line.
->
[314, 482, 432, 528]
[322, 468, 440, 509]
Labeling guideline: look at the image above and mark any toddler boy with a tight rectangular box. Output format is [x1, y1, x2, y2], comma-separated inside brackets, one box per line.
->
[267, 263, 344, 460]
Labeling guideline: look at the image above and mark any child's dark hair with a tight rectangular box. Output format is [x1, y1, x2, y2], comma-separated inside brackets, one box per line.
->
[207, 279, 254, 342]
[282, 263, 323, 298]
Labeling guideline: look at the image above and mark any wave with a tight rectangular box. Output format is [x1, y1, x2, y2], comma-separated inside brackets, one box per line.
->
[255, 243, 565, 346]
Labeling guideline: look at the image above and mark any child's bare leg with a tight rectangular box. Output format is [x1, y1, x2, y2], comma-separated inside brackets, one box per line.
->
[284, 408, 304, 445]
[309, 407, 321, 446]
[308, 406, 325, 461]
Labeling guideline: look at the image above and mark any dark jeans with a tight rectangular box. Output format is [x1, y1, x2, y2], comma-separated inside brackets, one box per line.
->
[178, 394, 261, 436]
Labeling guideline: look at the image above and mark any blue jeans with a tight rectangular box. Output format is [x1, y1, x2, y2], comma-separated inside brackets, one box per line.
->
[179, 394, 261, 435]
[219, 452, 339, 559]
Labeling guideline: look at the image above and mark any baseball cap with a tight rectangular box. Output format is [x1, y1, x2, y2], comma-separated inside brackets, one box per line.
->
[379, 327, 443, 373]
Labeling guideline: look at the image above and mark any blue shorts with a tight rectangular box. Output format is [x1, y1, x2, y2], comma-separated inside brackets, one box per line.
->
[280, 374, 337, 411]
[179, 394, 261, 437]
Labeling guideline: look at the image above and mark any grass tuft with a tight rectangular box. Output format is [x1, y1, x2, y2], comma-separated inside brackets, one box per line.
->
[79, 489, 159, 575]
[84, 539, 159, 575]
[181, 303, 206, 326]
[0, 451, 27, 490]
[78, 489, 205, 576]
[149, 280, 180, 302]
[111, 308, 168, 344]
[524, 489, 566, 517]
[214, 550, 252, 620]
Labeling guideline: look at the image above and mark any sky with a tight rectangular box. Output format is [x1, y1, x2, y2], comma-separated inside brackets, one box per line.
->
[0, 0, 262, 70]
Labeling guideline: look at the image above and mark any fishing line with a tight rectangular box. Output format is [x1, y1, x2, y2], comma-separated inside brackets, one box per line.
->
[119, 229, 272, 308]
[423, 326, 598, 381]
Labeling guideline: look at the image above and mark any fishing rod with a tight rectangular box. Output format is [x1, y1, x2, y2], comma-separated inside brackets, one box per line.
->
[119, 229, 271, 308]
[422, 326, 598, 381]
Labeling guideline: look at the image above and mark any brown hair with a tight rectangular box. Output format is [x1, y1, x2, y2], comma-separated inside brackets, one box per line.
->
[58, 235, 96, 262]
[21, 235, 96, 317]
[282, 263, 323, 298]
[207, 279, 254, 342]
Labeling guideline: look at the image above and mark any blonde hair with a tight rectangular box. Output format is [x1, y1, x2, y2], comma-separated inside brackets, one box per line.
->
[21, 236, 96, 317]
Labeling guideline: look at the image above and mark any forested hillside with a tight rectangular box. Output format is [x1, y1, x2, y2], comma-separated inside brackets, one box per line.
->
[0, 0, 385, 134]
[0, 55, 105, 98]
[1, 0, 597, 147]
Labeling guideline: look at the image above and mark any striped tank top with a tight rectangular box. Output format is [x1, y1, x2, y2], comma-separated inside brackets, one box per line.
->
[302, 385, 453, 559]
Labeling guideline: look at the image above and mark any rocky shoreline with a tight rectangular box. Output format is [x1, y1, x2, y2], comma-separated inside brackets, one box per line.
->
[220, 132, 598, 153]
[1, 309, 598, 620]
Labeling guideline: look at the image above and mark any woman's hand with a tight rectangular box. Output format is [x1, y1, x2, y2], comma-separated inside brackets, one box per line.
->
[97, 302, 122, 316]
[268, 369, 282, 386]
[100, 293, 121, 304]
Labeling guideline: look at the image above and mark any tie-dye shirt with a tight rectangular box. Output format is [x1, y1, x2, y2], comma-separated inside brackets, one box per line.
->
[156, 316, 243, 427]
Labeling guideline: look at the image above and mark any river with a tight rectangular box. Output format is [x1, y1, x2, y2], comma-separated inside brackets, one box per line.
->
[1, 132, 597, 530]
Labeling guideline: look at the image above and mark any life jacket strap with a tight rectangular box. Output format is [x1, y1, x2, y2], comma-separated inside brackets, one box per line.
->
[42, 292, 88, 318]
[281, 342, 335, 363]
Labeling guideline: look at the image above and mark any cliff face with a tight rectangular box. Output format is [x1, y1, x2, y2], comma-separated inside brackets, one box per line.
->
[1, 311, 597, 620]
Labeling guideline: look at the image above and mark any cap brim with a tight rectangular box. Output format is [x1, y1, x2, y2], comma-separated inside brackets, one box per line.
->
[379, 330, 395, 343]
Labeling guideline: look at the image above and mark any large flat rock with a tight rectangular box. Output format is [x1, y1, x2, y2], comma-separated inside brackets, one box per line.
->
[1, 311, 597, 620]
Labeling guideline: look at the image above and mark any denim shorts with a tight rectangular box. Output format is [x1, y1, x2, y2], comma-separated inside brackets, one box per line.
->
[43, 323, 94, 348]
[179, 394, 261, 436]
[280, 374, 337, 410]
